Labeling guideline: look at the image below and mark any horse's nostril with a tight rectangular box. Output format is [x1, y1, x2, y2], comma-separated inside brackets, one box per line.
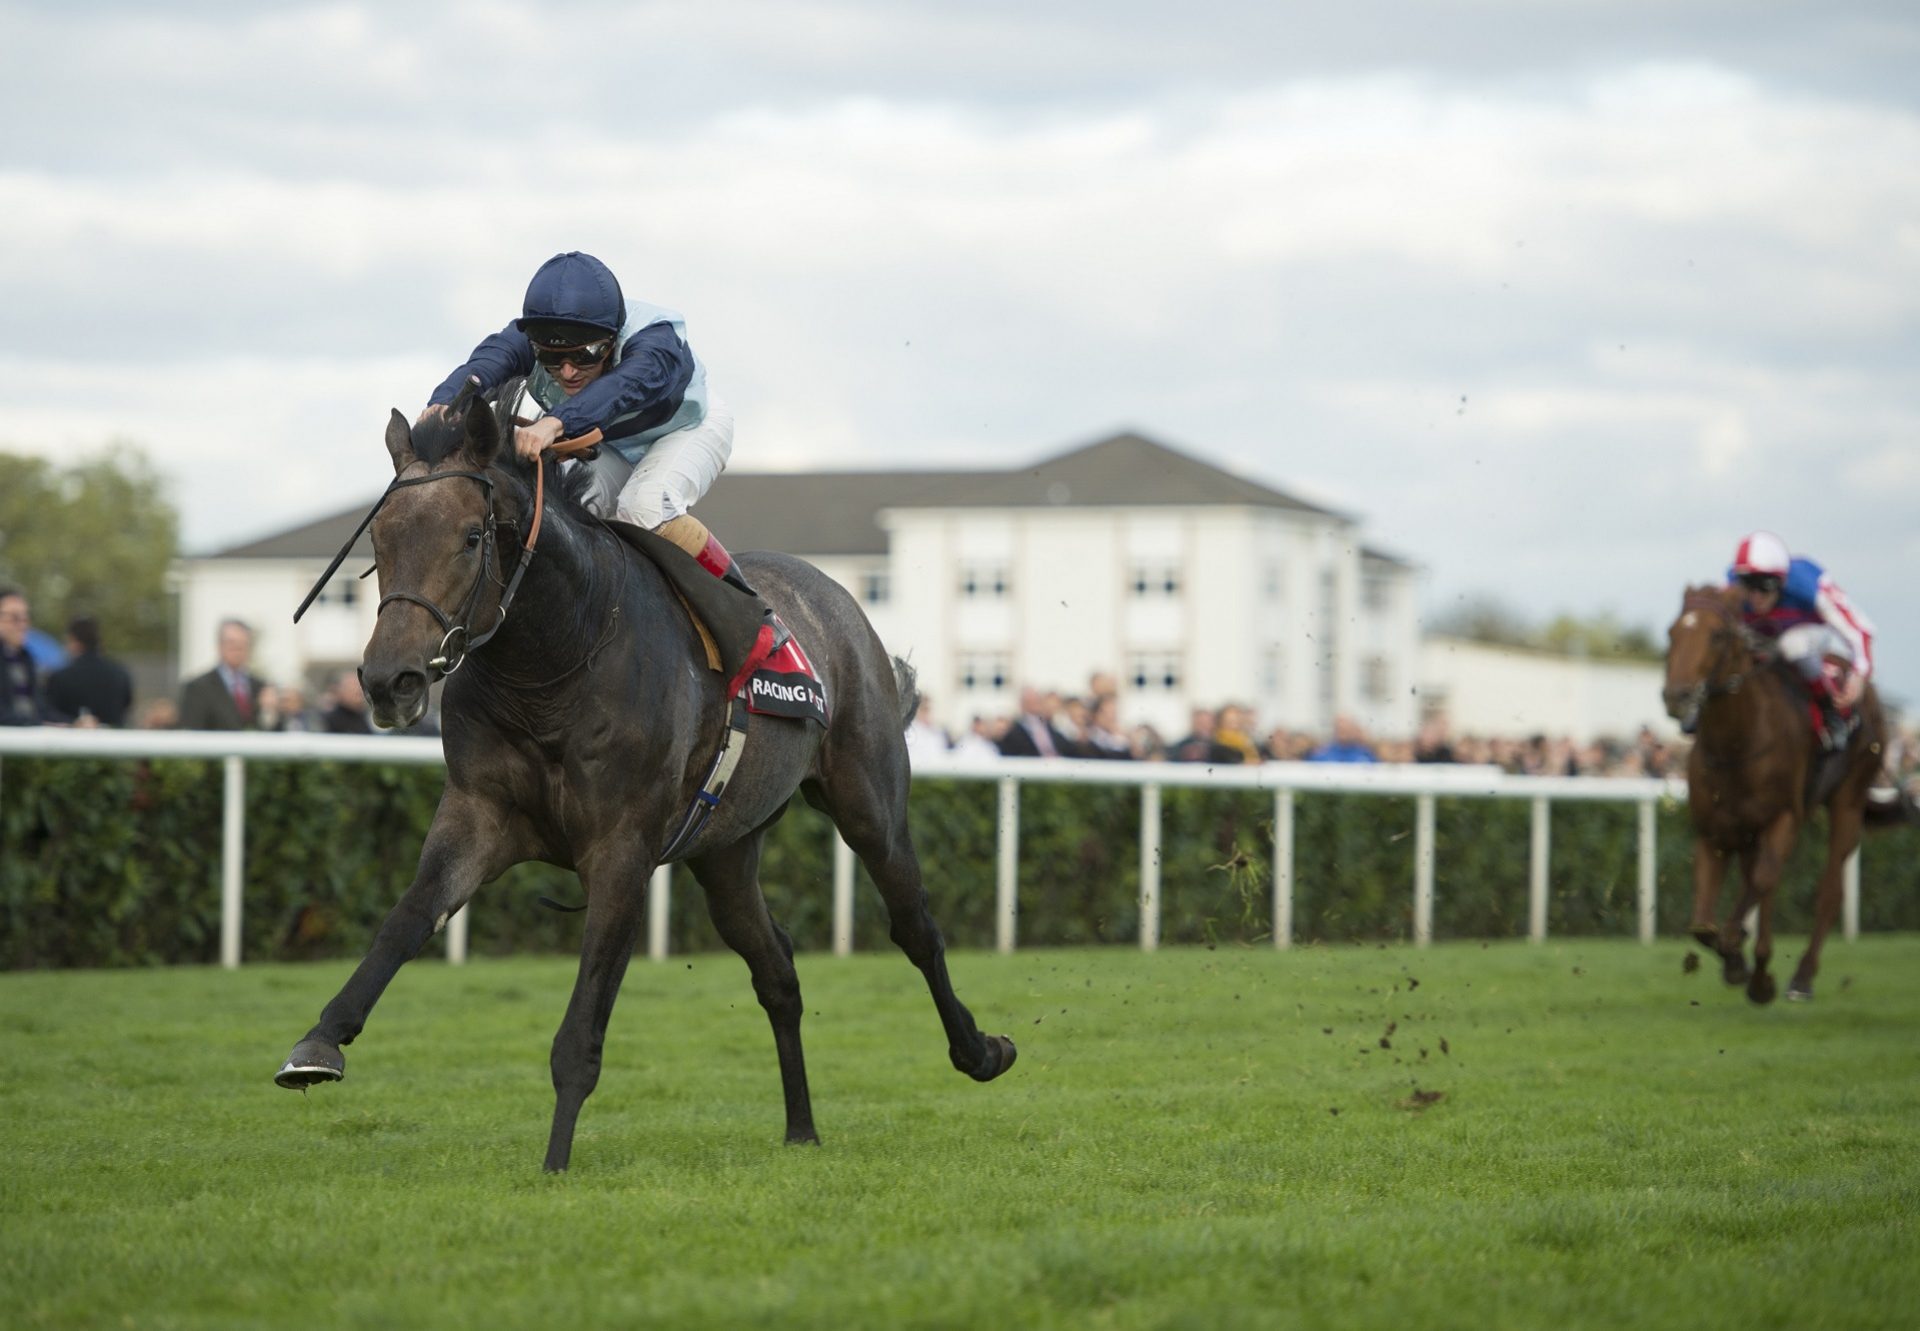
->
[392, 670, 426, 705]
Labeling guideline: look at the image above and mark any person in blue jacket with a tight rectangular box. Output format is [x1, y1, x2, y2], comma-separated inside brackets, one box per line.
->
[420, 251, 782, 651]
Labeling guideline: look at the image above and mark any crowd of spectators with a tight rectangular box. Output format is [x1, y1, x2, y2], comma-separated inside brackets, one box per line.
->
[905, 671, 1920, 787]
[0, 592, 411, 736]
[7, 591, 1920, 789]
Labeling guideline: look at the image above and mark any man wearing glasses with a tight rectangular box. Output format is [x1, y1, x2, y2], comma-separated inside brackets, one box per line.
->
[420, 251, 778, 644]
[1728, 531, 1875, 751]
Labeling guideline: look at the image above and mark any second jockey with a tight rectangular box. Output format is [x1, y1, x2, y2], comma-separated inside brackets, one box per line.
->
[1727, 531, 1875, 751]
[421, 250, 786, 661]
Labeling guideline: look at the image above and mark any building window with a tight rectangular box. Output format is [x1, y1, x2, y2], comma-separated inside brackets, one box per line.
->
[862, 569, 890, 606]
[960, 563, 1009, 600]
[1363, 576, 1391, 613]
[1128, 652, 1183, 692]
[1129, 562, 1181, 598]
[312, 578, 359, 609]
[1363, 656, 1392, 703]
[1265, 563, 1284, 601]
[1263, 647, 1285, 696]
[958, 653, 1011, 692]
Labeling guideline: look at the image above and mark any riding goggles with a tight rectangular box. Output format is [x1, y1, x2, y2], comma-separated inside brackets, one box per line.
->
[1737, 572, 1783, 595]
[531, 337, 615, 369]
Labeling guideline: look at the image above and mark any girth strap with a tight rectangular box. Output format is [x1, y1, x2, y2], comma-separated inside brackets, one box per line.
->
[658, 697, 751, 863]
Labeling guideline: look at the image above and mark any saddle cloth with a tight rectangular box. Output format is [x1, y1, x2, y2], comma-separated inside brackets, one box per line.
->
[604, 520, 828, 727]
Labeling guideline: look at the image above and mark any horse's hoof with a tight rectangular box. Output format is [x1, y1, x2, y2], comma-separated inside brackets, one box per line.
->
[1747, 973, 1777, 1006]
[1690, 926, 1719, 952]
[275, 1038, 344, 1090]
[1786, 983, 1813, 1003]
[1721, 958, 1749, 987]
[785, 1129, 822, 1147]
[960, 1034, 1017, 1083]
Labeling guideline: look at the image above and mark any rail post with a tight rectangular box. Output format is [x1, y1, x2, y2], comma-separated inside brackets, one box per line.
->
[1272, 788, 1294, 949]
[220, 755, 245, 969]
[1139, 783, 1162, 952]
[1413, 793, 1435, 947]
[1843, 848, 1860, 942]
[1528, 796, 1550, 943]
[833, 833, 856, 956]
[647, 864, 671, 961]
[445, 904, 468, 964]
[995, 776, 1019, 954]
[1637, 798, 1657, 943]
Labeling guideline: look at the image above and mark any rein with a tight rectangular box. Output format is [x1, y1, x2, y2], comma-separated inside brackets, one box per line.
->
[295, 428, 605, 679]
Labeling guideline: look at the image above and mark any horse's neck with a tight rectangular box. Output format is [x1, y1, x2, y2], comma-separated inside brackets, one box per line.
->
[1697, 662, 1797, 766]
[478, 510, 619, 681]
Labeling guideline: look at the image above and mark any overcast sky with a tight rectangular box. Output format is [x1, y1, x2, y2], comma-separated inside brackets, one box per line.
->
[3, 1, 1916, 700]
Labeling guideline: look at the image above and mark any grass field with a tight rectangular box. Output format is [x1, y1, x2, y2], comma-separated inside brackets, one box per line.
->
[3, 937, 1917, 1330]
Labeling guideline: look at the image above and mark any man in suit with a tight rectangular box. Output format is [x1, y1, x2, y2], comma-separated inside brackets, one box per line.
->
[997, 686, 1079, 759]
[179, 619, 266, 731]
[45, 615, 134, 727]
[0, 584, 44, 726]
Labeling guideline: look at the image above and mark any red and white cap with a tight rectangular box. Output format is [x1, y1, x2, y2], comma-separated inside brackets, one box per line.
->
[1732, 530, 1790, 579]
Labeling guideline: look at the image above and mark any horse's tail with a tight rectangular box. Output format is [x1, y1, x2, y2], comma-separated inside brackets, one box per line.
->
[1863, 785, 1920, 830]
[890, 655, 920, 731]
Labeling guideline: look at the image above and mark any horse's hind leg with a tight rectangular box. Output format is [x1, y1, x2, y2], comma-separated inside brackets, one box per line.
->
[809, 771, 1015, 1084]
[544, 849, 652, 1173]
[1788, 804, 1864, 1002]
[688, 834, 818, 1144]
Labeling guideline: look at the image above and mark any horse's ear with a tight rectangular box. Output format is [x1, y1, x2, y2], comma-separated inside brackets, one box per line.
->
[462, 394, 501, 467]
[385, 409, 417, 475]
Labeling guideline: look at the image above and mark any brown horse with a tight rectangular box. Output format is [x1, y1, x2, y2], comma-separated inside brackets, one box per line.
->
[1662, 584, 1891, 1002]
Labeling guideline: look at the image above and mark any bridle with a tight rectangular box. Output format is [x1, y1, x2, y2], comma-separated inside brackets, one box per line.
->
[1677, 589, 1756, 699]
[295, 429, 603, 679]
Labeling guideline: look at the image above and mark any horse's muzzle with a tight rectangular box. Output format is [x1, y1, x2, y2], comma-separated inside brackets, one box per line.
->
[1662, 684, 1703, 735]
[362, 664, 429, 730]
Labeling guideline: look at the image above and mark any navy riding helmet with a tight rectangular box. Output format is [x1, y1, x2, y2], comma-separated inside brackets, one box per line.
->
[515, 252, 626, 345]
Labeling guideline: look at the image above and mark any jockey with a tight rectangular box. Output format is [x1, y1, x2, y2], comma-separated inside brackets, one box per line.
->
[1727, 531, 1875, 750]
[421, 250, 785, 654]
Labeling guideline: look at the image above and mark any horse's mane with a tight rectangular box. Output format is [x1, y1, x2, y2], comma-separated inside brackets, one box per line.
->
[407, 379, 599, 520]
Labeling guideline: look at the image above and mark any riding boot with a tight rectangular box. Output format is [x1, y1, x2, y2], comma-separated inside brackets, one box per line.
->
[655, 515, 792, 656]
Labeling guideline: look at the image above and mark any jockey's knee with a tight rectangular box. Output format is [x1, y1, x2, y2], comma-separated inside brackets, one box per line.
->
[615, 483, 684, 531]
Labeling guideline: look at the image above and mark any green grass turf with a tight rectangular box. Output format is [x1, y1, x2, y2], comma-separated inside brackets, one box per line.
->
[2, 937, 1917, 1330]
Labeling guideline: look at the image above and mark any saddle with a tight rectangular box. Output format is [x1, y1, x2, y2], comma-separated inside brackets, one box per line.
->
[603, 520, 828, 726]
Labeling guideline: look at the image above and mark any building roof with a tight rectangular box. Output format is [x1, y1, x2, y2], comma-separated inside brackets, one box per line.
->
[201, 431, 1345, 561]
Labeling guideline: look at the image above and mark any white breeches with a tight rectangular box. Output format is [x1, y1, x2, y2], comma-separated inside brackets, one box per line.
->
[1777, 623, 1852, 679]
[569, 394, 735, 529]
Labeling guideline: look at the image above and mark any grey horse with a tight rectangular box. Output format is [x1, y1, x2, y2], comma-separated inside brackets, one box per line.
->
[274, 391, 1015, 1171]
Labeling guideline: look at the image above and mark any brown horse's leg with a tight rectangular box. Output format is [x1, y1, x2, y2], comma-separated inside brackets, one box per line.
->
[1688, 837, 1730, 952]
[276, 791, 511, 1089]
[1712, 848, 1758, 987]
[1788, 804, 1864, 1002]
[1744, 813, 1796, 1006]
[688, 833, 818, 1145]
[812, 770, 1015, 1084]
[543, 850, 652, 1173]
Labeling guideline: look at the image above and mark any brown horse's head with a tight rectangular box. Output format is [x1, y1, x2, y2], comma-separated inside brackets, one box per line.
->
[1662, 583, 1747, 733]
[359, 398, 509, 729]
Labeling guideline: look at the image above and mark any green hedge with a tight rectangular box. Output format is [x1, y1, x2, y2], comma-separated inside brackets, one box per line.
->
[4, 759, 1917, 969]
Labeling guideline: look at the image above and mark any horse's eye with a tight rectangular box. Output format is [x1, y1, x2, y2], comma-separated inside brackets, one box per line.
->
[464, 528, 483, 550]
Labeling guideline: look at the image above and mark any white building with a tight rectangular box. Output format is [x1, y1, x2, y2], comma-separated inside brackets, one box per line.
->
[173, 431, 1424, 738]
[1420, 635, 1674, 743]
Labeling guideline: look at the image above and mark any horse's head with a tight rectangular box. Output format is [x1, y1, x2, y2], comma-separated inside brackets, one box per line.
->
[360, 394, 514, 728]
[1662, 584, 1747, 733]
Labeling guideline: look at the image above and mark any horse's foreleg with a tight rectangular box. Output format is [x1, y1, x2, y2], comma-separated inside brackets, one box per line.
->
[689, 835, 818, 1146]
[276, 792, 511, 1089]
[543, 849, 652, 1173]
[1744, 813, 1796, 1006]
[1788, 804, 1863, 1002]
[1688, 837, 1730, 952]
